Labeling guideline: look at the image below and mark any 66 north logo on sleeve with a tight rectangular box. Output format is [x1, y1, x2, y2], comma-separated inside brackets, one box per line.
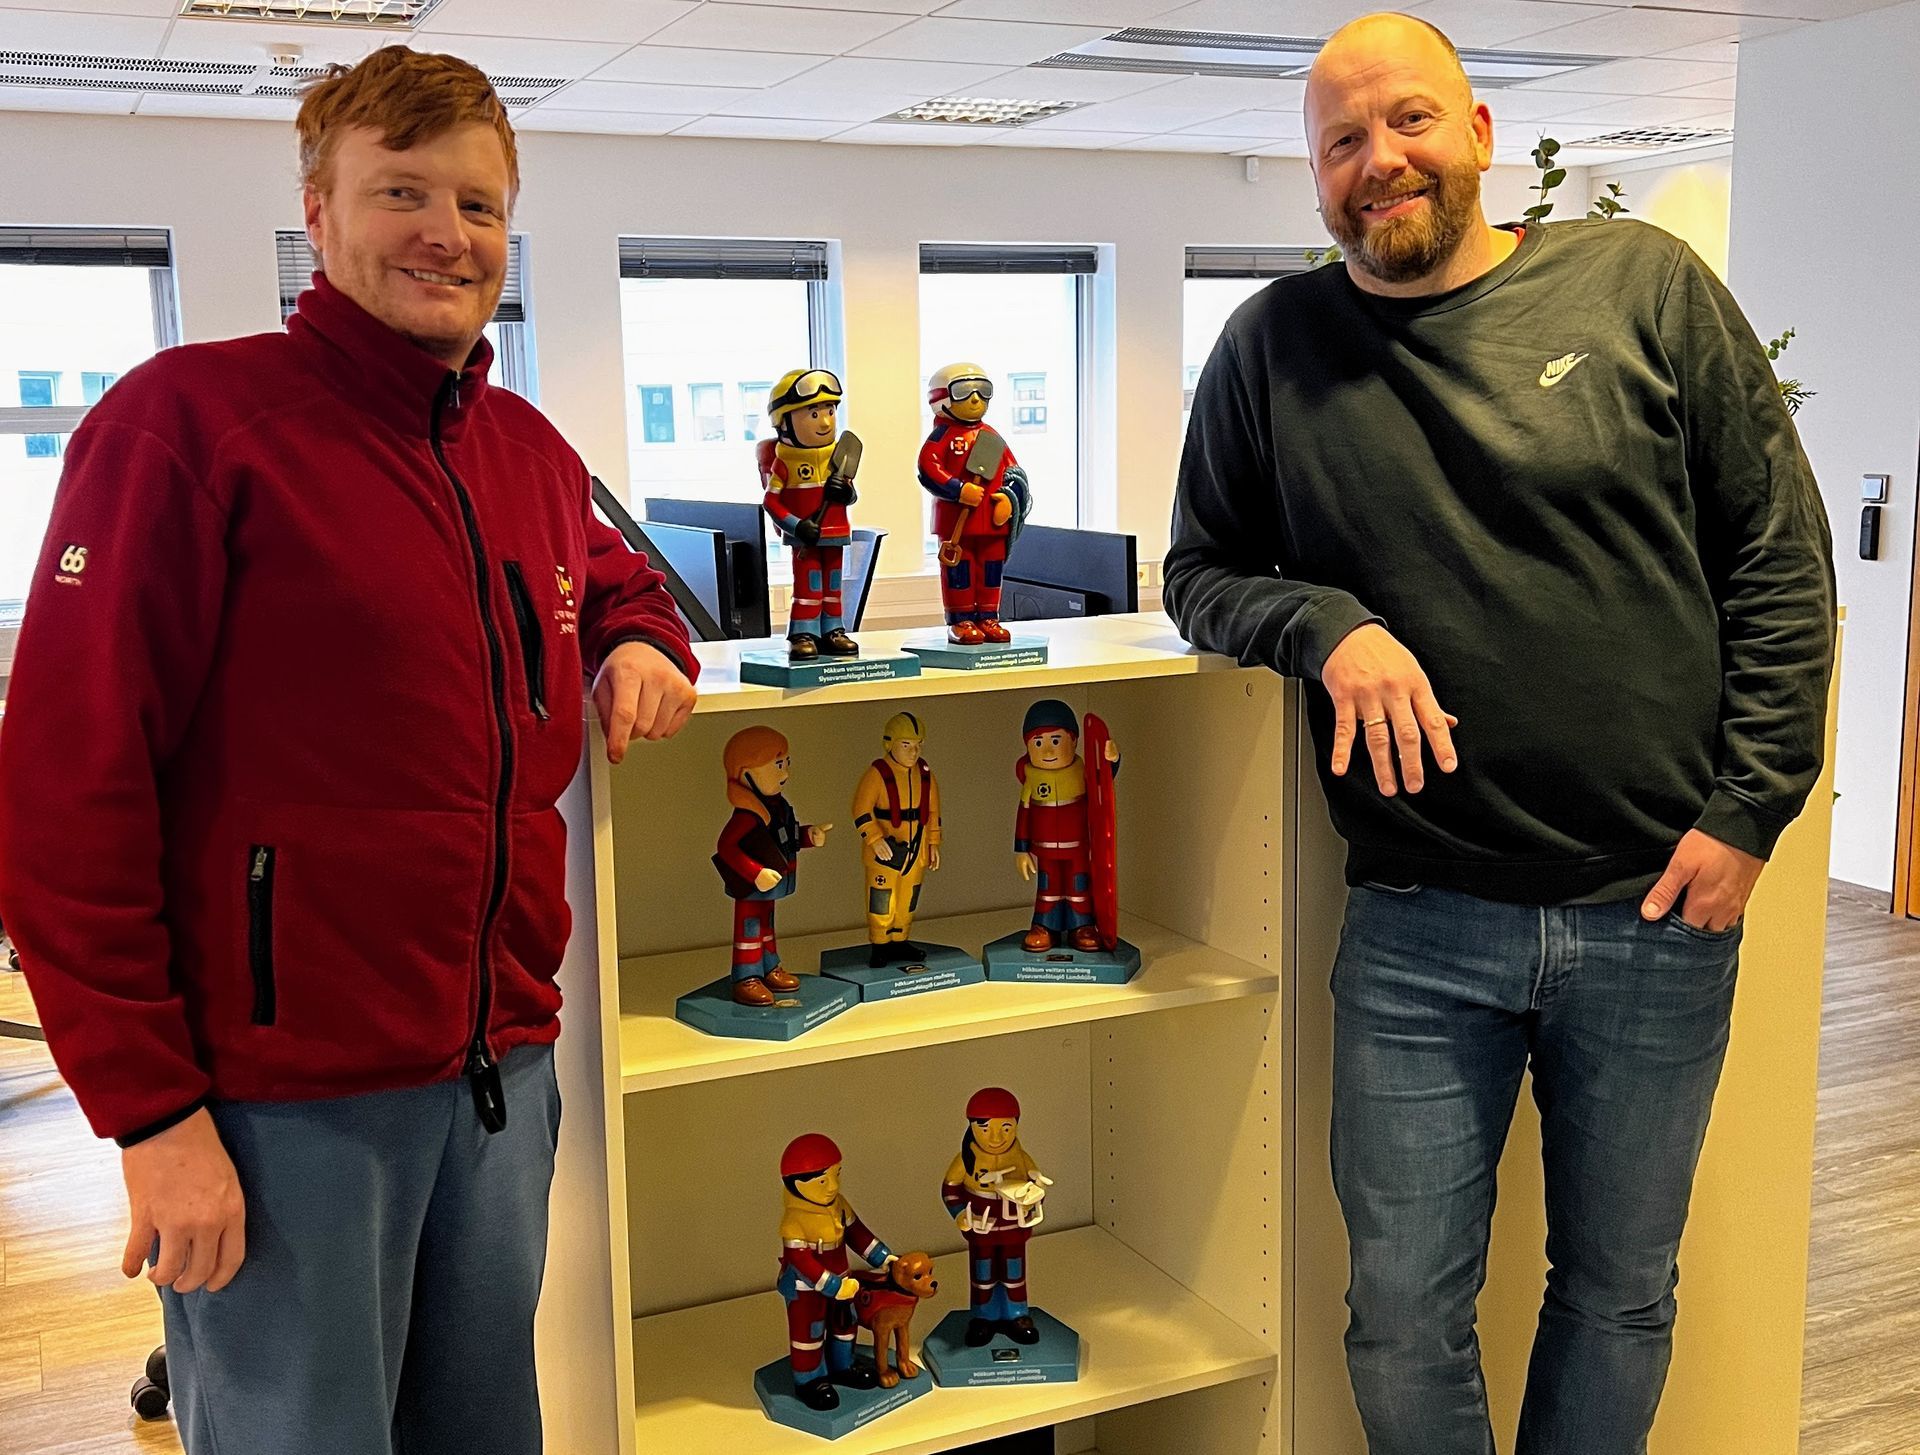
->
[55, 544, 89, 586]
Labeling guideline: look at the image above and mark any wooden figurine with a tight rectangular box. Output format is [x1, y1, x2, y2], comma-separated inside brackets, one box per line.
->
[1014, 700, 1121, 952]
[714, 726, 830, 1006]
[917, 363, 1031, 646]
[850, 711, 942, 968]
[941, 1088, 1052, 1346]
[777, 1134, 896, 1412]
[759, 368, 862, 660]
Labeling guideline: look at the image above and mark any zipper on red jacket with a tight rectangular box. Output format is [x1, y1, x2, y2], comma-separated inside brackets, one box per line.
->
[433, 373, 510, 1135]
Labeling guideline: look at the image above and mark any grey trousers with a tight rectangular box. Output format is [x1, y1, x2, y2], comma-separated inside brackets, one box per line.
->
[159, 1043, 561, 1455]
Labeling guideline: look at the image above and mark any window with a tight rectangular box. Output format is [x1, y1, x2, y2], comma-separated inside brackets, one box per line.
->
[617, 238, 832, 517]
[1182, 246, 1316, 425]
[274, 230, 539, 400]
[918, 243, 1097, 534]
[639, 385, 676, 444]
[0, 228, 180, 638]
[17, 372, 60, 458]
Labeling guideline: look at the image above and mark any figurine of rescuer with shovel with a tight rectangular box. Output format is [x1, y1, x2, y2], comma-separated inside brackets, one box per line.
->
[918, 362, 1032, 646]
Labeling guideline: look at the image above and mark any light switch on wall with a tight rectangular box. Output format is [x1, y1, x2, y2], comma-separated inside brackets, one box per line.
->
[1861, 473, 1891, 503]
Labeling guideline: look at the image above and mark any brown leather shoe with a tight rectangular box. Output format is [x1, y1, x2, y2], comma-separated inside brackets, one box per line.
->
[788, 633, 820, 660]
[764, 966, 800, 993]
[948, 621, 986, 646]
[977, 618, 1012, 644]
[821, 628, 859, 656]
[731, 976, 775, 1006]
[1070, 926, 1104, 953]
[1022, 926, 1054, 953]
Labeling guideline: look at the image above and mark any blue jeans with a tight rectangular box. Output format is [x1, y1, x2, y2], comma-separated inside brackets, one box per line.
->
[1331, 885, 1742, 1455]
[159, 1043, 561, 1455]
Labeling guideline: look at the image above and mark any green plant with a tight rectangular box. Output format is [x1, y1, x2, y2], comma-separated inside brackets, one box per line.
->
[1766, 329, 1815, 416]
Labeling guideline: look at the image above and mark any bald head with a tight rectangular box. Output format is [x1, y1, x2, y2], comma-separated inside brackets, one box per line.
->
[1309, 12, 1473, 125]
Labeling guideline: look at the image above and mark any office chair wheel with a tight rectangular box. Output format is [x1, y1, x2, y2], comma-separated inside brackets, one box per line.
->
[145, 1345, 170, 1393]
[132, 1375, 171, 1421]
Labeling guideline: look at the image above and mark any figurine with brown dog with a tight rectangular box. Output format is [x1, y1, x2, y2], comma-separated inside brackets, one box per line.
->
[754, 1134, 936, 1436]
[675, 727, 859, 1040]
[921, 1089, 1082, 1386]
[982, 699, 1141, 984]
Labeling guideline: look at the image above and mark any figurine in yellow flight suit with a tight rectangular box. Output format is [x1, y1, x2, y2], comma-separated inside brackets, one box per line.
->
[850, 712, 942, 968]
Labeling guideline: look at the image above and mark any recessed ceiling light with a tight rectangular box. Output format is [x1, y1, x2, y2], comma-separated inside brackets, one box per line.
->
[1567, 125, 1733, 148]
[177, 0, 447, 26]
[892, 96, 1081, 127]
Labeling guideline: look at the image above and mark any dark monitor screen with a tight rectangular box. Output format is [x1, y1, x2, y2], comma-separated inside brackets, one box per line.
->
[634, 521, 734, 640]
[1002, 525, 1139, 622]
[642, 498, 772, 640]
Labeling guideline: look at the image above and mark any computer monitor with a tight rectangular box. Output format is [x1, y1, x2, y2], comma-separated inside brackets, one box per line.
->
[843, 528, 887, 631]
[641, 498, 773, 640]
[635, 522, 734, 641]
[590, 479, 729, 643]
[1001, 525, 1139, 622]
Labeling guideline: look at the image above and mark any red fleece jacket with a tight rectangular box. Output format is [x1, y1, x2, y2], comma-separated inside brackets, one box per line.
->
[0, 275, 695, 1144]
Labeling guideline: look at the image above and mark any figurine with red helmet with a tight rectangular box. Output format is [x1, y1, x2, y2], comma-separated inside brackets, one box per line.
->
[918, 362, 1032, 646]
[713, 726, 830, 1006]
[759, 368, 862, 660]
[778, 1134, 896, 1411]
[941, 1088, 1052, 1347]
[1015, 699, 1120, 952]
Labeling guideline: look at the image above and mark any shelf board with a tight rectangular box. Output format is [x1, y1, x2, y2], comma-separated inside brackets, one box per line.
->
[632, 1224, 1277, 1455]
[618, 910, 1277, 1094]
[683, 613, 1238, 716]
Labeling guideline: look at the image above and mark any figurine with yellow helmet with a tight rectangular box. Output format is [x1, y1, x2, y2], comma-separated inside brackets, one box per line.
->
[849, 711, 943, 967]
[941, 1088, 1052, 1347]
[759, 368, 862, 660]
[775, 1134, 896, 1412]
[917, 362, 1032, 646]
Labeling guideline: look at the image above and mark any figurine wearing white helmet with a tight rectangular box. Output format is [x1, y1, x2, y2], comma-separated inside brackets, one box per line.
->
[917, 363, 1031, 646]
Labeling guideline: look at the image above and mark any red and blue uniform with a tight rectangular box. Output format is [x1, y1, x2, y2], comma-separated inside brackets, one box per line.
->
[777, 1206, 893, 1388]
[918, 419, 1016, 630]
[760, 439, 849, 639]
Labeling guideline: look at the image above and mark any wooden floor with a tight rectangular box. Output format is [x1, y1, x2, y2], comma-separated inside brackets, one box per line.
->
[1, 886, 1915, 1454]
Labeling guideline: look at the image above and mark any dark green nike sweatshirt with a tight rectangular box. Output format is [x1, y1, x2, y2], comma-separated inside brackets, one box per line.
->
[1165, 218, 1835, 905]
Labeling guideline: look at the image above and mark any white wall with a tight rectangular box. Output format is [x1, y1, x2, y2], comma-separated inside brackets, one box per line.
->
[1730, 1, 1920, 892]
[1590, 148, 1733, 279]
[0, 110, 1559, 582]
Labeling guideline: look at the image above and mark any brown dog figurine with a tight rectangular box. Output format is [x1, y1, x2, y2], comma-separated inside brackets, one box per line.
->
[853, 1251, 938, 1388]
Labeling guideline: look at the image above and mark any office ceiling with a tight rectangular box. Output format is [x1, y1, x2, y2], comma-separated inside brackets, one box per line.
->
[0, 0, 1883, 163]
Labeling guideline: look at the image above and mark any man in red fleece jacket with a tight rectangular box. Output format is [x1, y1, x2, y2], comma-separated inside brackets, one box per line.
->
[0, 49, 696, 1455]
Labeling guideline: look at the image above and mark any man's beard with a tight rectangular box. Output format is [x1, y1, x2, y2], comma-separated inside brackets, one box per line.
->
[1326, 156, 1484, 285]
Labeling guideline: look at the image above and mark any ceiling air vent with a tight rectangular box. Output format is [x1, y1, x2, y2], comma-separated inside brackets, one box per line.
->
[1039, 28, 1620, 88]
[0, 49, 570, 104]
[1567, 125, 1732, 148]
[891, 96, 1081, 127]
[178, 0, 447, 26]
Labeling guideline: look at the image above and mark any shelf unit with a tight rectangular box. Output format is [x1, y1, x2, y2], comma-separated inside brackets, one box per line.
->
[535, 614, 1296, 1455]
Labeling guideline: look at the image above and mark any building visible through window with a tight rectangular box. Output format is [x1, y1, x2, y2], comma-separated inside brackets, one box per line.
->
[17, 372, 60, 458]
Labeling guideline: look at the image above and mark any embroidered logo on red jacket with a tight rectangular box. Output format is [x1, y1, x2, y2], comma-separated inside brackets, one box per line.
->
[55, 544, 88, 586]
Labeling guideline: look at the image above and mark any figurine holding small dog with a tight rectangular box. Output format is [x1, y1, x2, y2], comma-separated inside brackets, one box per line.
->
[777, 1134, 902, 1412]
[942, 1087, 1052, 1347]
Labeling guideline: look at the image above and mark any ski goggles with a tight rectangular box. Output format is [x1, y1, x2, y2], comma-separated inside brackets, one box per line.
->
[944, 377, 993, 404]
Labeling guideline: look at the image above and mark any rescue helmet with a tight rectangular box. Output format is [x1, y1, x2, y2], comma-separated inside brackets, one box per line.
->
[781, 1132, 843, 1179]
[927, 361, 993, 410]
[966, 1087, 1021, 1122]
[1021, 699, 1079, 743]
[767, 368, 843, 426]
[882, 711, 925, 747]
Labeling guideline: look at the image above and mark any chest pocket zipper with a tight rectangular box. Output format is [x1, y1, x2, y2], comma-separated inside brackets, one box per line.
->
[247, 845, 277, 1026]
[502, 562, 550, 722]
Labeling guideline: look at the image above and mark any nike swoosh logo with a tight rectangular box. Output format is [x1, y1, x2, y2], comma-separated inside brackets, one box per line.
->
[1539, 352, 1590, 388]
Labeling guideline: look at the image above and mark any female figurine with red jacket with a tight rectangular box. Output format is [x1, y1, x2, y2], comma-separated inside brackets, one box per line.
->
[918, 362, 1031, 645]
[714, 726, 830, 1006]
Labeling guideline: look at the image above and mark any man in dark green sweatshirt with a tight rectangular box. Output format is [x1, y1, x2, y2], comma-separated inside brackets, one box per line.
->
[1166, 13, 1834, 1455]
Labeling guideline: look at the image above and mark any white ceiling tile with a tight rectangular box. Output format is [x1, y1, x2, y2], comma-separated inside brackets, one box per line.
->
[937, 0, 1182, 20]
[1387, 0, 1611, 50]
[162, 18, 375, 64]
[852, 16, 1108, 64]
[419, 0, 697, 43]
[783, 54, 1010, 93]
[647, 3, 916, 55]
[1148, 0, 1389, 35]
[0, 0, 176, 13]
[1514, 56, 1734, 94]
[1176, 106, 1305, 138]
[1113, 132, 1254, 152]
[1139, 74, 1307, 108]
[1483, 87, 1633, 123]
[135, 92, 298, 119]
[671, 114, 849, 138]
[1240, 138, 1311, 157]
[401, 34, 635, 77]
[1502, 7, 1793, 56]
[0, 82, 135, 112]
[588, 45, 828, 86]
[1565, 92, 1732, 126]
[715, 85, 923, 119]
[981, 126, 1157, 147]
[710, 0, 945, 11]
[1024, 95, 1238, 130]
[0, 9, 170, 56]
[956, 65, 1177, 101]
[828, 119, 986, 143]
[1662, 76, 1738, 100]
[1648, 36, 1765, 63]
[1637, 0, 1883, 15]
[539, 79, 758, 113]
[509, 107, 705, 134]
